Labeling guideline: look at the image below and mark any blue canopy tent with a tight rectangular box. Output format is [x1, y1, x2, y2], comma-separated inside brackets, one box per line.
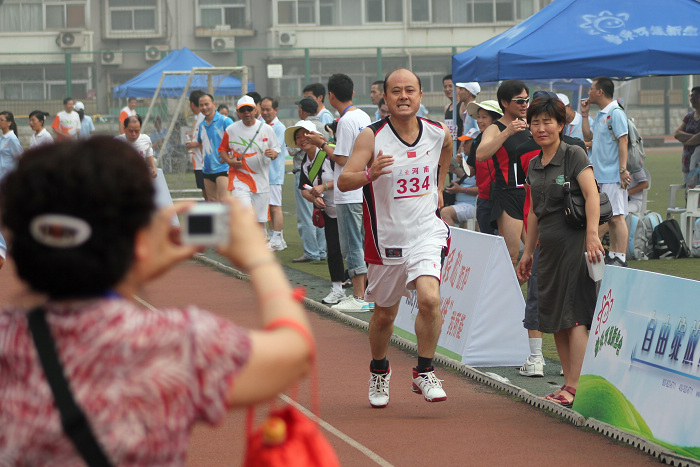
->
[112, 47, 254, 98]
[452, 0, 700, 82]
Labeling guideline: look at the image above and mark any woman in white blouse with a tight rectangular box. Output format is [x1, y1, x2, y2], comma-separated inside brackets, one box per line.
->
[28, 110, 54, 148]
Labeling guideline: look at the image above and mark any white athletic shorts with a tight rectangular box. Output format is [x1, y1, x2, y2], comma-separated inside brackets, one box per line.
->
[232, 189, 270, 223]
[453, 203, 476, 223]
[365, 238, 445, 308]
[269, 184, 282, 206]
[600, 183, 628, 217]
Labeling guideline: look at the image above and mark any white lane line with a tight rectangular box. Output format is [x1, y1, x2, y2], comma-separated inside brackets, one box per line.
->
[278, 394, 395, 467]
[136, 295, 393, 466]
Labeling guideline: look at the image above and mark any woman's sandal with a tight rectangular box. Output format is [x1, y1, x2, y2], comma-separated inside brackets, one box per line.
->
[546, 385, 576, 408]
[545, 385, 565, 399]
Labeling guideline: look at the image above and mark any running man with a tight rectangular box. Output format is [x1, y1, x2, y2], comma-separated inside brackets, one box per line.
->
[337, 68, 452, 408]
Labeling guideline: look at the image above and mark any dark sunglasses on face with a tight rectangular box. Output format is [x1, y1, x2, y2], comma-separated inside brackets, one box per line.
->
[511, 98, 530, 105]
[238, 106, 255, 113]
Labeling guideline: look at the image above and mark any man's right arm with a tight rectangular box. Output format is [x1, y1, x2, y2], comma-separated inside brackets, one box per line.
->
[580, 100, 593, 142]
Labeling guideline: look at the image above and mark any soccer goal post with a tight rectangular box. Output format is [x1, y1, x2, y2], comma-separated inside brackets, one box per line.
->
[143, 66, 249, 166]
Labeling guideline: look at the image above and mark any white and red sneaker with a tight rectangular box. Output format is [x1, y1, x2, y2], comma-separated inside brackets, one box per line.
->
[412, 367, 447, 402]
[368, 365, 391, 408]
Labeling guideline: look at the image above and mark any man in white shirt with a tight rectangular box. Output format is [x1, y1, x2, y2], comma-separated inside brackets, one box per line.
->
[318, 73, 372, 313]
[185, 90, 207, 200]
[261, 97, 289, 251]
[51, 97, 81, 141]
[557, 93, 592, 143]
[219, 96, 280, 228]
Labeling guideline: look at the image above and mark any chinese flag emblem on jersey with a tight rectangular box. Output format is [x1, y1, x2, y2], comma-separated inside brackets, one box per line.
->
[407, 151, 417, 158]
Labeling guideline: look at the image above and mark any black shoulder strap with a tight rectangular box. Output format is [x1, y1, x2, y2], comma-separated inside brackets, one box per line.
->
[28, 307, 113, 466]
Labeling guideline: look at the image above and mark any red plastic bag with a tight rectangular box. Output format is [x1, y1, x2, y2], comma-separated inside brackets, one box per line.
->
[243, 404, 340, 467]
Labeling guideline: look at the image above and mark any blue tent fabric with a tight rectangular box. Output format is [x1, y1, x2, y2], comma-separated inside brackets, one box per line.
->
[452, 0, 700, 82]
[112, 47, 254, 98]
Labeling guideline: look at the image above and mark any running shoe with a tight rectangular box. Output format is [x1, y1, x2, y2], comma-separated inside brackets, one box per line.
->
[412, 367, 447, 402]
[266, 237, 287, 251]
[519, 356, 545, 377]
[331, 297, 369, 313]
[369, 365, 391, 408]
[321, 289, 347, 305]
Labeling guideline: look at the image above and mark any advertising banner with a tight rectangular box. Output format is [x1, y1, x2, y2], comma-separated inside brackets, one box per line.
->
[394, 227, 529, 366]
[576, 267, 700, 461]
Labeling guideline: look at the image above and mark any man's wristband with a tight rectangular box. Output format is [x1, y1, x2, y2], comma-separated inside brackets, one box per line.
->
[619, 167, 628, 174]
[581, 114, 589, 118]
[365, 168, 372, 182]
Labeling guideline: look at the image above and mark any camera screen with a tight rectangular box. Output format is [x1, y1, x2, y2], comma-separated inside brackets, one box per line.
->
[188, 214, 214, 234]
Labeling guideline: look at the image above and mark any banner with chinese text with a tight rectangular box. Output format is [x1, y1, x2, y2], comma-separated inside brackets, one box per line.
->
[576, 267, 700, 461]
[394, 227, 529, 366]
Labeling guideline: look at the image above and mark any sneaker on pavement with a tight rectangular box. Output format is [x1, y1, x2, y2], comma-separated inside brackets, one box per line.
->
[369, 365, 391, 408]
[604, 255, 628, 267]
[331, 296, 369, 313]
[361, 301, 375, 312]
[266, 238, 287, 251]
[412, 367, 447, 402]
[519, 356, 545, 377]
[321, 289, 347, 305]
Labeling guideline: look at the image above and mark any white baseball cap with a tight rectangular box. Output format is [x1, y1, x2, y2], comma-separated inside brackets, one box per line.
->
[455, 82, 481, 97]
[284, 120, 321, 148]
[74, 101, 85, 111]
[236, 95, 256, 110]
[556, 93, 570, 106]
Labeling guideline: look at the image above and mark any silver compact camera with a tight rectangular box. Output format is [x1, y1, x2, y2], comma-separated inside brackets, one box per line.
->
[181, 203, 230, 246]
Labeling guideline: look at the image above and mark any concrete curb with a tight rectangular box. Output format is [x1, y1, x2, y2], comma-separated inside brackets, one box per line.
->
[193, 254, 699, 466]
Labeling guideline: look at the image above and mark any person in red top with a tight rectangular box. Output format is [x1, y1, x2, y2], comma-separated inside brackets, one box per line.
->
[118, 97, 138, 134]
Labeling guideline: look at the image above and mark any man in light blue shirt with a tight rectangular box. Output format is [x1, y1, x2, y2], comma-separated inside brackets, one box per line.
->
[261, 97, 289, 251]
[303, 83, 335, 126]
[196, 93, 234, 202]
[582, 77, 630, 267]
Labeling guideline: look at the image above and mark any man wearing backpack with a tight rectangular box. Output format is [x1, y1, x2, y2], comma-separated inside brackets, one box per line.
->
[581, 77, 630, 266]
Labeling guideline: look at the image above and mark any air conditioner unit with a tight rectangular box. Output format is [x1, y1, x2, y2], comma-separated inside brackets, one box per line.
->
[278, 31, 297, 47]
[101, 51, 123, 66]
[57, 31, 84, 49]
[144, 45, 169, 61]
[211, 37, 235, 53]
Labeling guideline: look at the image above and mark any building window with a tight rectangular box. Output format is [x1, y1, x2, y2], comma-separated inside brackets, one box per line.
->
[0, 66, 91, 100]
[0, 0, 87, 32]
[198, 0, 248, 29]
[277, 0, 316, 25]
[411, 0, 543, 25]
[366, 0, 403, 23]
[106, 0, 163, 36]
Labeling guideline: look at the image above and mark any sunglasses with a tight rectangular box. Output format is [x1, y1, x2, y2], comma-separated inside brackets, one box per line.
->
[238, 106, 255, 113]
[511, 98, 530, 105]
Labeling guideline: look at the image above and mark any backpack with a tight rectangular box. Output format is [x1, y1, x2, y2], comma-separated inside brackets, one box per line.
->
[651, 218, 690, 259]
[626, 211, 662, 260]
[692, 218, 700, 257]
[607, 108, 645, 173]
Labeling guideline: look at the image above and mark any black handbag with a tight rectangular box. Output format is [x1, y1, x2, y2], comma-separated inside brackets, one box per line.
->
[562, 146, 613, 230]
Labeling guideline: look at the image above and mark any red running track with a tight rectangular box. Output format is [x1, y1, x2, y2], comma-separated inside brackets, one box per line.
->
[0, 260, 659, 466]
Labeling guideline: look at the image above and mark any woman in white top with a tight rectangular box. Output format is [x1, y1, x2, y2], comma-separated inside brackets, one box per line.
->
[28, 110, 54, 148]
[117, 114, 157, 178]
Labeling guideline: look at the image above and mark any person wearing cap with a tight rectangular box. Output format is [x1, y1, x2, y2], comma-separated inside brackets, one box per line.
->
[289, 96, 329, 263]
[260, 97, 289, 251]
[218, 95, 280, 229]
[74, 102, 94, 139]
[464, 100, 503, 235]
[246, 91, 263, 120]
[303, 83, 335, 126]
[196, 93, 234, 202]
[51, 97, 81, 141]
[476, 80, 531, 268]
[514, 91, 587, 379]
[286, 120, 345, 305]
[455, 82, 480, 153]
[337, 68, 452, 408]
[557, 93, 592, 143]
[118, 97, 137, 134]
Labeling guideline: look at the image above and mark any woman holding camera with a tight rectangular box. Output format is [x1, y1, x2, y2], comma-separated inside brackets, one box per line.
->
[0, 137, 313, 464]
[516, 97, 605, 408]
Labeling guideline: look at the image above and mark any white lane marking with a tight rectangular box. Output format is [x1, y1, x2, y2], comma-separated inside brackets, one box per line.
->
[278, 394, 395, 467]
[137, 295, 394, 466]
